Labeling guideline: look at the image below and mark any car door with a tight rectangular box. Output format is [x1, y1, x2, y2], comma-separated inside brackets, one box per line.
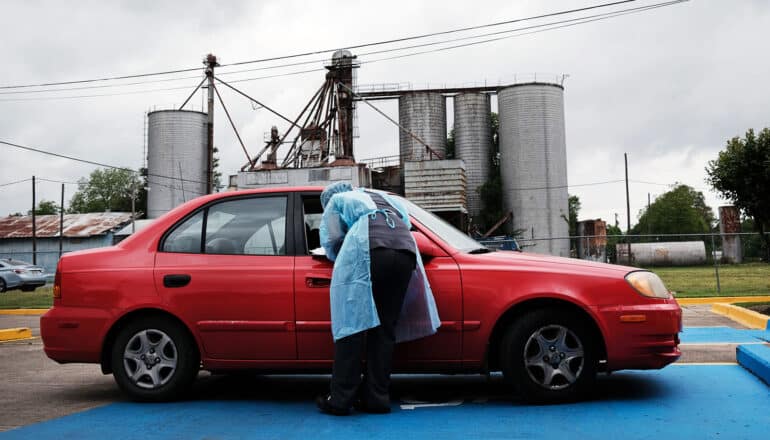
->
[154, 194, 296, 361]
[292, 192, 462, 367]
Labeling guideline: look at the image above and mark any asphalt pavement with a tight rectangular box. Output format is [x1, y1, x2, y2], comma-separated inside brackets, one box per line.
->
[0, 306, 768, 438]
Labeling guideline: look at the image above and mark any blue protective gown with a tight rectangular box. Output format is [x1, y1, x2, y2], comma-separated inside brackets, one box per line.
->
[320, 186, 441, 342]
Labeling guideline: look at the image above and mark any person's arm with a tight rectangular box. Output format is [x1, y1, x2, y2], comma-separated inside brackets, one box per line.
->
[319, 198, 347, 262]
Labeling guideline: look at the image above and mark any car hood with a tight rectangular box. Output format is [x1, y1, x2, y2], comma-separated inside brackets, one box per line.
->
[464, 250, 636, 277]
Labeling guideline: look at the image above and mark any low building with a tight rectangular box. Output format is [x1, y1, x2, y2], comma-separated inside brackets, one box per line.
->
[0, 213, 134, 275]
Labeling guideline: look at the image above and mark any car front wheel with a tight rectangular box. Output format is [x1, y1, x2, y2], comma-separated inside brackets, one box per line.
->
[110, 316, 199, 401]
[500, 309, 597, 403]
[0, 278, 6, 293]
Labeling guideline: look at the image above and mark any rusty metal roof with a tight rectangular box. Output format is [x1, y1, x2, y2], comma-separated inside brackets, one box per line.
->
[0, 213, 134, 239]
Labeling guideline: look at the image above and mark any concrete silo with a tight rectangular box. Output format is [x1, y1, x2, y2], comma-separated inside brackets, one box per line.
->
[147, 110, 208, 218]
[454, 93, 493, 222]
[398, 92, 447, 162]
[498, 83, 569, 257]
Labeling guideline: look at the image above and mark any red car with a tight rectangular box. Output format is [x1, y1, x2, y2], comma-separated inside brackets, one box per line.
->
[41, 187, 681, 403]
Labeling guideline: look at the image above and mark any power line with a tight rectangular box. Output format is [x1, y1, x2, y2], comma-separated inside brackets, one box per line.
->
[0, 178, 32, 188]
[0, 1, 685, 103]
[0, 1, 643, 91]
[219, 0, 639, 68]
[0, 139, 208, 185]
[362, 1, 684, 66]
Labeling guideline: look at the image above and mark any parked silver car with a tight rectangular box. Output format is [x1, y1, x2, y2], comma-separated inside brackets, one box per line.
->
[0, 265, 22, 293]
[0, 259, 47, 292]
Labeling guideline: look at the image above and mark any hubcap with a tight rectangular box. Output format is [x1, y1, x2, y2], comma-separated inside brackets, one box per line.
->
[123, 329, 177, 390]
[523, 325, 584, 390]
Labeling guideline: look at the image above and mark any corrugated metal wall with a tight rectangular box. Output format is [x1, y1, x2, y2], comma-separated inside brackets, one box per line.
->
[454, 93, 492, 222]
[0, 236, 113, 275]
[147, 110, 208, 218]
[398, 92, 447, 162]
[404, 160, 466, 213]
[498, 83, 569, 257]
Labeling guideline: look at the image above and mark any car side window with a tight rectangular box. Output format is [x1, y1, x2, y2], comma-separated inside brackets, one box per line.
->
[205, 196, 288, 256]
[302, 196, 323, 254]
[162, 211, 204, 253]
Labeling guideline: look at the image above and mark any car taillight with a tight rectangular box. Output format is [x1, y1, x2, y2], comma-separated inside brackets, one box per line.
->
[53, 264, 62, 300]
[14, 269, 26, 274]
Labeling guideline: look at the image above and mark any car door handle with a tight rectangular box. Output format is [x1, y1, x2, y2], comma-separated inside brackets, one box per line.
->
[305, 276, 331, 288]
[163, 274, 191, 288]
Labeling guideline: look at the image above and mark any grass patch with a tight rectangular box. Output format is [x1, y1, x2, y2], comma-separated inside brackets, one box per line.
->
[646, 263, 770, 297]
[734, 301, 770, 316]
[0, 286, 53, 309]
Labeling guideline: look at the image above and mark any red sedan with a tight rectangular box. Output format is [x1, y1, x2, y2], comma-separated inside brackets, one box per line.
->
[41, 187, 681, 403]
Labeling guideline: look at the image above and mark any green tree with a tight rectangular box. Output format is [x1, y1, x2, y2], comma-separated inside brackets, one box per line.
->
[605, 223, 623, 263]
[28, 200, 59, 215]
[477, 112, 503, 232]
[212, 147, 223, 191]
[564, 195, 581, 255]
[707, 128, 770, 261]
[631, 184, 714, 236]
[69, 168, 144, 213]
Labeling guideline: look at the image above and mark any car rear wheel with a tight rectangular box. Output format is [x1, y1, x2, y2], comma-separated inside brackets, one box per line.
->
[110, 316, 199, 401]
[500, 309, 597, 403]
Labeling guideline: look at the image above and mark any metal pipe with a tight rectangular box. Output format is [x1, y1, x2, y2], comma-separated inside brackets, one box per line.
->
[214, 76, 296, 127]
[337, 82, 440, 159]
[211, 83, 255, 168]
[178, 76, 207, 110]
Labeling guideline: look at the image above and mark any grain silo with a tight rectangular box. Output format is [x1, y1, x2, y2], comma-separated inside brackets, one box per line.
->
[147, 110, 208, 218]
[398, 92, 447, 162]
[454, 93, 492, 222]
[498, 83, 569, 257]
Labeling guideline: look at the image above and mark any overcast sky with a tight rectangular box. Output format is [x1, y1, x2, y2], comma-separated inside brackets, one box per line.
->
[1, 0, 768, 230]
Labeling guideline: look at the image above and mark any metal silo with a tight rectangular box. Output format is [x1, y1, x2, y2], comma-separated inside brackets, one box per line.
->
[498, 83, 569, 257]
[147, 110, 208, 218]
[398, 92, 447, 162]
[454, 93, 492, 222]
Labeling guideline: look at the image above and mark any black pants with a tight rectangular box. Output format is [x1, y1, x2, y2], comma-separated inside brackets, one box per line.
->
[329, 248, 417, 409]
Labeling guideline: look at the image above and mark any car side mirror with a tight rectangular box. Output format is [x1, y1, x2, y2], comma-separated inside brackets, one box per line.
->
[412, 231, 445, 258]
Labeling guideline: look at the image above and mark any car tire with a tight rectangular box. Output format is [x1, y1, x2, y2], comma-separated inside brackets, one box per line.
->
[20, 286, 36, 292]
[0, 278, 6, 293]
[110, 316, 199, 402]
[500, 308, 597, 404]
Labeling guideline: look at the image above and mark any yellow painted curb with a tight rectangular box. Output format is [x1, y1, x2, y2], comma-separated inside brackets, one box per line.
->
[0, 309, 49, 315]
[0, 327, 33, 341]
[676, 296, 770, 305]
[711, 303, 770, 330]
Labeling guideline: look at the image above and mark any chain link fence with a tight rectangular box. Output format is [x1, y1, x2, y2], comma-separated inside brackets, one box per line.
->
[481, 232, 770, 297]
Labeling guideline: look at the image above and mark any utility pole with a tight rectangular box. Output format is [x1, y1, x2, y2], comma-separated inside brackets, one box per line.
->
[131, 186, 137, 234]
[624, 153, 631, 264]
[204, 54, 219, 194]
[59, 183, 64, 259]
[647, 192, 651, 236]
[31, 176, 37, 265]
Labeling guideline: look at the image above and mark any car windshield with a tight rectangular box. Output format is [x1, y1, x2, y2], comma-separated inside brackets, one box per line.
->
[394, 196, 487, 253]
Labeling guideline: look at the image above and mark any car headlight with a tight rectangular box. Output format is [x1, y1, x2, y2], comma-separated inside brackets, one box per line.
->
[625, 271, 672, 299]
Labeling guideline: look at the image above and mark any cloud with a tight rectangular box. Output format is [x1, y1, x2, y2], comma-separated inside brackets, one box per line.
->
[1, 0, 768, 233]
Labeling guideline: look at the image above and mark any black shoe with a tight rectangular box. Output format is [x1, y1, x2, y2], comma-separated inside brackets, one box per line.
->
[316, 394, 351, 416]
[353, 399, 391, 414]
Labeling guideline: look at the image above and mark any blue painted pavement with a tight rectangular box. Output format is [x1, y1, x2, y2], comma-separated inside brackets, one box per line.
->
[2, 366, 769, 440]
[680, 326, 770, 344]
